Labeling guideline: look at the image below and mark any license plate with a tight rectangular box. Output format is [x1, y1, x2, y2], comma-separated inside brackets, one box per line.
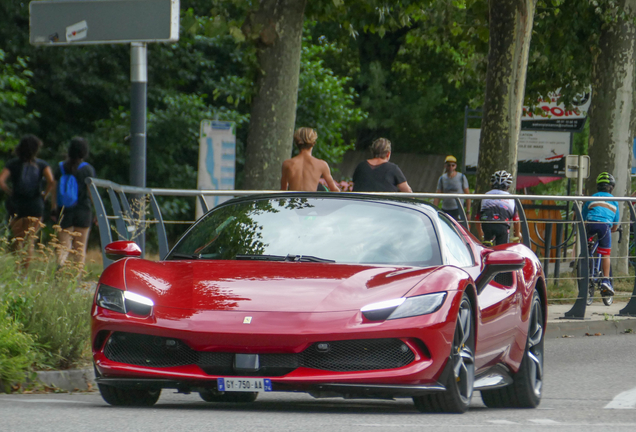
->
[217, 377, 272, 393]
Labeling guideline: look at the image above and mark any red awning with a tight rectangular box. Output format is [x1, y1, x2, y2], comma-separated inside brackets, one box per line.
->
[516, 175, 562, 189]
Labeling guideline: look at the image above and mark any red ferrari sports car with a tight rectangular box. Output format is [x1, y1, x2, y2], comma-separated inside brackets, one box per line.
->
[92, 193, 546, 413]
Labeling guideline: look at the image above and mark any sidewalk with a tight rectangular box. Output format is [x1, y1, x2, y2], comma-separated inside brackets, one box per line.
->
[546, 301, 636, 338]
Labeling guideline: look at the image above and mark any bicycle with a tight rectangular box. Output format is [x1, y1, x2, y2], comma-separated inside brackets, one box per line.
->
[586, 226, 622, 306]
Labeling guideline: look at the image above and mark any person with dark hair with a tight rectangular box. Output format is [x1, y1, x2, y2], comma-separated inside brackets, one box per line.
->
[582, 172, 620, 295]
[475, 170, 522, 246]
[352, 138, 412, 192]
[51, 137, 96, 266]
[0, 134, 55, 266]
[281, 127, 340, 192]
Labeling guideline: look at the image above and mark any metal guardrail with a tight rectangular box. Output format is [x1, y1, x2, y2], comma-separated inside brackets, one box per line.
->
[87, 178, 636, 318]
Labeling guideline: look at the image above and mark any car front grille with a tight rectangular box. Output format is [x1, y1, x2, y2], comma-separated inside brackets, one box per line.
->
[103, 332, 415, 375]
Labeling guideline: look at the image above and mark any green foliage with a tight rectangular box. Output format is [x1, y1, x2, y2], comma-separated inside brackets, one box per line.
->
[296, 30, 365, 165]
[0, 234, 94, 370]
[0, 49, 38, 154]
[0, 301, 39, 392]
[527, 0, 608, 106]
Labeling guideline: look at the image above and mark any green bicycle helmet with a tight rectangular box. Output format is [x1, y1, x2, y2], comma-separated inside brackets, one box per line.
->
[596, 172, 615, 186]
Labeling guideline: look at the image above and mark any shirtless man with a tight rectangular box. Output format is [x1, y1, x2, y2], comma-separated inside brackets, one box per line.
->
[281, 127, 340, 192]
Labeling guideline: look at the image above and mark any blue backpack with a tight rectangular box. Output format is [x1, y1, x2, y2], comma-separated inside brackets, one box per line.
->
[57, 162, 88, 208]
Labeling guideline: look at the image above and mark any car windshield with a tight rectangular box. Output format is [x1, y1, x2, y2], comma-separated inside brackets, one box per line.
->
[168, 197, 442, 266]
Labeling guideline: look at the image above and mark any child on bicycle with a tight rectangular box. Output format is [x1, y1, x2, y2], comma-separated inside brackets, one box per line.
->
[582, 172, 620, 295]
[475, 170, 522, 246]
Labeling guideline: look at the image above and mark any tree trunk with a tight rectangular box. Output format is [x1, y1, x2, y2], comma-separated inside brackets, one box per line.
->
[586, 0, 636, 276]
[242, 0, 307, 190]
[474, 0, 537, 197]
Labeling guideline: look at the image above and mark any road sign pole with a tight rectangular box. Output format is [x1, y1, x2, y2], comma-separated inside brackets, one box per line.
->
[577, 156, 584, 196]
[130, 42, 147, 253]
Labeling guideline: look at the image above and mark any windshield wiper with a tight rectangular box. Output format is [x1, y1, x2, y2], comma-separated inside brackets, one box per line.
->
[293, 255, 335, 263]
[168, 253, 201, 260]
[235, 254, 335, 263]
[236, 254, 286, 261]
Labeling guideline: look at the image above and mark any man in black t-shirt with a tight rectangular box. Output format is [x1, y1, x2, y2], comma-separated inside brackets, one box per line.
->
[352, 138, 412, 193]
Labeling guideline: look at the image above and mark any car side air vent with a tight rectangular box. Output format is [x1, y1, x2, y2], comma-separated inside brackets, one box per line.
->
[494, 272, 514, 287]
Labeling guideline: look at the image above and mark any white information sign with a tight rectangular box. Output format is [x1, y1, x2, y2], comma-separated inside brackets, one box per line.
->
[66, 20, 88, 42]
[465, 128, 571, 175]
[196, 120, 236, 219]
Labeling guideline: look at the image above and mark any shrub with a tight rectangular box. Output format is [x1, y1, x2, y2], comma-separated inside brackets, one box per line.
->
[0, 225, 95, 370]
[0, 302, 39, 392]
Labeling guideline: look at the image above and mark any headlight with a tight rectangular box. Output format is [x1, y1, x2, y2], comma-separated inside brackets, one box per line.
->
[361, 292, 447, 321]
[96, 284, 154, 316]
[96, 284, 126, 314]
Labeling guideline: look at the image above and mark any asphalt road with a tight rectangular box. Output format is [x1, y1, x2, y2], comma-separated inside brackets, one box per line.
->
[1, 334, 636, 432]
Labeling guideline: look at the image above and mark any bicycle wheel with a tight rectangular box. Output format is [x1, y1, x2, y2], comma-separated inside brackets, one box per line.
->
[601, 266, 614, 306]
[584, 257, 594, 305]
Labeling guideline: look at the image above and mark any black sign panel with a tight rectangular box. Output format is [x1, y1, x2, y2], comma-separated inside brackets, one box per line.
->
[521, 117, 587, 132]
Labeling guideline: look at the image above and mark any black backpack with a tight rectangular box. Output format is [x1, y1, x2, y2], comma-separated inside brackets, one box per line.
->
[14, 162, 41, 199]
[480, 206, 512, 227]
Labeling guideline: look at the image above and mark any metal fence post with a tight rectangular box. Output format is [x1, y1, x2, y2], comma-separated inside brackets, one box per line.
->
[554, 222, 564, 286]
[149, 194, 169, 260]
[563, 201, 588, 319]
[514, 199, 530, 248]
[198, 195, 210, 213]
[87, 179, 114, 269]
[107, 187, 130, 240]
[455, 197, 468, 230]
[619, 201, 636, 316]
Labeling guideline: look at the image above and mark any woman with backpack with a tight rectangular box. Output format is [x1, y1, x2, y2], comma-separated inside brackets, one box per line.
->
[0, 134, 55, 267]
[51, 137, 96, 266]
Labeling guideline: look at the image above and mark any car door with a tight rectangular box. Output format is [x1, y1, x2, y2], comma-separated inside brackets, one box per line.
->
[437, 214, 519, 370]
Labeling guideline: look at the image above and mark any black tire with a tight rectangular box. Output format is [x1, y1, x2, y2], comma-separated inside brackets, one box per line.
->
[481, 291, 544, 408]
[199, 389, 258, 403]
[413, 294, 475, 414]
[98, 384, 160, 407]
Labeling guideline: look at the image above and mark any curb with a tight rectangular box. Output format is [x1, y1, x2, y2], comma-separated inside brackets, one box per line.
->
[545, 317, 636, 339]
[34, 368, 96, 392]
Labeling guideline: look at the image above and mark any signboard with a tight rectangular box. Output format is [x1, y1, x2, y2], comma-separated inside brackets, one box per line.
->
[521, 90, 591, 132]
[465, 129, 571, 175]
[565, 155, 590, 179]
[29, 0, 179, 45]
[196, 120, 236, 219]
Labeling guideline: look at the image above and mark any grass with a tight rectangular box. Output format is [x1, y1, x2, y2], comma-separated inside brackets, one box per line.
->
[546, 266, 635, 304]
[0, 221, 98, 372]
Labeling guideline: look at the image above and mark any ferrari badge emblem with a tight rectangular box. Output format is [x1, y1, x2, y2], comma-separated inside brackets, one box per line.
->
[243, 317, 252, 324]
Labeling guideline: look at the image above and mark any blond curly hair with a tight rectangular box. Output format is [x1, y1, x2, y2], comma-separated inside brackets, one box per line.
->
[293, 127, 318, 151]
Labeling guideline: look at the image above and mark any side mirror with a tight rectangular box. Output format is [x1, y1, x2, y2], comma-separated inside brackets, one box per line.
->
[475, 250, 525, 294]
[105, 240, 142, 260]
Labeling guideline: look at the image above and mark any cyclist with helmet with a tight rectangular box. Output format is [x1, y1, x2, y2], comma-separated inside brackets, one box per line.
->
[476, 170, 522, 245]
[582, 172, 620, 295]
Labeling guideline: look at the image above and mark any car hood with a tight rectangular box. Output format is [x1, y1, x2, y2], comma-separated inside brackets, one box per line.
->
[122, 259, 439, 313]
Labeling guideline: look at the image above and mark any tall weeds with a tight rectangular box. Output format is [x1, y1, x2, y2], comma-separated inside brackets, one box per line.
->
[0, 220, 95, 371]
